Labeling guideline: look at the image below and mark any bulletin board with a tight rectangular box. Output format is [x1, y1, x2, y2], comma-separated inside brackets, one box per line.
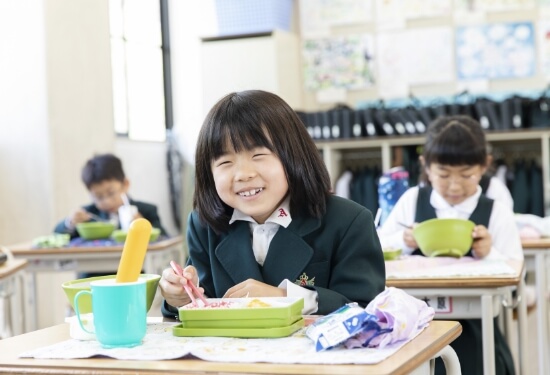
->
[298, 0, 549, 110]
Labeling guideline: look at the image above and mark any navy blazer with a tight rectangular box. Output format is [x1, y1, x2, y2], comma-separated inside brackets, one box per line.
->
[163, 195, 385, 317]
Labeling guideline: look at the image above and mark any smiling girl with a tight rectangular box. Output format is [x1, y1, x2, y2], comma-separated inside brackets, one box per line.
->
[159, 90, 385, 316]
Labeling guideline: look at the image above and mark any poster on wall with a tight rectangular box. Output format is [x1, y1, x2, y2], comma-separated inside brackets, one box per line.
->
[376, 0, 451, 26]
[539, 20, 550, 77]
[299, 0, 373, 37]
[402, 0, 452, 19]
[376, 27, 454, 98]
[458, 0, 536, 12]
[456, 22, 536, 80]
[375, 0, 406, 29]
[302, 34, 375, 91]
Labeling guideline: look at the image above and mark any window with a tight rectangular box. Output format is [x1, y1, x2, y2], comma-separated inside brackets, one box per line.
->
[109, 0, 172, 141]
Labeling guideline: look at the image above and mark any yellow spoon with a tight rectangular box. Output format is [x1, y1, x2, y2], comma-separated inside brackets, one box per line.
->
[115, 218, 152, 283]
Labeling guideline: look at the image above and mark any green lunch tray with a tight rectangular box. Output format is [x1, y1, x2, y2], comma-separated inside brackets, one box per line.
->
[180, 314, 303, 329]
[177, 297, 304, 329]
[172, 317, 305, 338]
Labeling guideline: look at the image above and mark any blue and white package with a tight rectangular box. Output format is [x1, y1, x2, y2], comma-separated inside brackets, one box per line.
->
[306, 303, 378, 352]
[378, 167, 409, 227]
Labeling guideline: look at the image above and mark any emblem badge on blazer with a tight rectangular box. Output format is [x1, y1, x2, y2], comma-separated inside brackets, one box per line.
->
[295, 272, 315, 286]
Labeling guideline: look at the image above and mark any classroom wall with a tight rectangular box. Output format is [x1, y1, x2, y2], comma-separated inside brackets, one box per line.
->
[0, 0, 179, 329]
[0, 0, 53, 244]
[299, 6, 546, 111]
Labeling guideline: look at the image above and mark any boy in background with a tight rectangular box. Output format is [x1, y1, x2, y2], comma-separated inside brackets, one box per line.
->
[54, 153, 167, 240]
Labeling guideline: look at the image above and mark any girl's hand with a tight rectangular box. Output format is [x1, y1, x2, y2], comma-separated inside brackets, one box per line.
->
[159, 265, 205, 308]
[223, 279, 286, 299]
[472, 225, 492, 258]
[403, 224, 419, 249]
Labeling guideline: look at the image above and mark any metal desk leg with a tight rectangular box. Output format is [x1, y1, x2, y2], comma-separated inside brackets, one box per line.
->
[516, 278, 528, 375]
[25, 271, 37, 332]
[145, 252, 166, 276]
[0, 278, 13, 338]
[14, 272, 26, 335]
[502, 288, 517, 372]
[535, 252, 549, 375]
[144, 247, 181, 277]
[431, 345, 461, 375]
[144, 253, 154, 275]
[482, 294, 495, 375]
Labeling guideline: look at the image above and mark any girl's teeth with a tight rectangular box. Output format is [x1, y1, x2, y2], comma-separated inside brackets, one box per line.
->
[240, 188, 262, 197]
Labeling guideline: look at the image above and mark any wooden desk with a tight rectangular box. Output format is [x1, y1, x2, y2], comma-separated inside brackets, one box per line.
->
[521, 237, 550, 375]
[7, 236, 184, 332]
[0, 258, 28, 338]
[386, 259, 527, 375]
[0, 321, 462, 375]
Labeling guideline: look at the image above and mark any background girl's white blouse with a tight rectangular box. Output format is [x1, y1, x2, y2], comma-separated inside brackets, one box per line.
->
[377, 186, 523, 261]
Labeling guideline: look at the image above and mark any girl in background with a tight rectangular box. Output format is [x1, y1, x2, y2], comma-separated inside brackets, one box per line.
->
[160, 90, 385, 317]
[378, 115, 523, 375]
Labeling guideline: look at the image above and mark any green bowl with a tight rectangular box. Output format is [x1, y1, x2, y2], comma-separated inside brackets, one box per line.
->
[111, 227, 161, 243]
[413, 218, 475, 258]
[383, 248, 402, 261]
[76, 222, 115, 240]
[62, 274, 161, 314]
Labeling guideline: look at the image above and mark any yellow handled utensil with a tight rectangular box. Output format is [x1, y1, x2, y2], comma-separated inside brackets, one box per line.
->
[116, 218, 152, 283]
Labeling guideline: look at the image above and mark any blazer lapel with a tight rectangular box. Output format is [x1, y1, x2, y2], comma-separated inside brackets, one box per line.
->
[215, 221, 264, 284]
[261, 216, 320, 285]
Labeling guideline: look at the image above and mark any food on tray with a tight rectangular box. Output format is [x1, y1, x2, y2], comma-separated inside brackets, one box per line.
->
[181, 298, 274, 309]
[184, 300, 236, 309]
[176, 297, 305, 332]
[32, 233, 70, 248]
[247, 298, 272, 308]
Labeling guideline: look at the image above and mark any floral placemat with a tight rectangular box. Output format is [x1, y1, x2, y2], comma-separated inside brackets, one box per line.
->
[20, 321, 421, 364]
[386, 256, 517, 278]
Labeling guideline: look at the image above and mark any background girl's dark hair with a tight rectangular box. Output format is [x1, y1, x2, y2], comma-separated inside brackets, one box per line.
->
[423, 115, 487, 167]
[81, 153, 125, 189]
[194, 90, 332, 233]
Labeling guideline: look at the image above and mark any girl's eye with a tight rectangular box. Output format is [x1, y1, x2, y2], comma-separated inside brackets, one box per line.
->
[252, 149, 271, 158]
[438, 175, 450, 179]
[215, 160, 231, 167]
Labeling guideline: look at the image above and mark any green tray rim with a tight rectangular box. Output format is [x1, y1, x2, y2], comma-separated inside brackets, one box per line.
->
[178, 297, 304, 321]
[172, 317, 305, 338]
[179, 314, 302, 329]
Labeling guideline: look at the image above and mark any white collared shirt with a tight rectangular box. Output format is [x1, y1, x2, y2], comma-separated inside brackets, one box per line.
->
[377, 186, 523, 261]
[229, 197, 319, 314]
[230, 197, 292, 266]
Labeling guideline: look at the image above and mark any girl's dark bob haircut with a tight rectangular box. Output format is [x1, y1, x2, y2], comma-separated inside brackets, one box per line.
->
[194, 90, 332, 234]
[423, 115, 487, 167]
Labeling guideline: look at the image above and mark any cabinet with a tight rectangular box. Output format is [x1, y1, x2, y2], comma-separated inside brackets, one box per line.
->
[201, 31, 303, 115]
[316, 129, 550, 212]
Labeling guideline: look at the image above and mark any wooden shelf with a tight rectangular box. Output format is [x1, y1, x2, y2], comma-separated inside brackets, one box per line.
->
[316, 129, 550, 210]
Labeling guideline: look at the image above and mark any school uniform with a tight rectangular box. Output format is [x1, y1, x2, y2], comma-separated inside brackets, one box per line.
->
[378, 186, 523, 375]
[378, 186, 523, 260]
[480, 174, 514, 211]
[162, 194, 386, 318]
[54, 198, 167, 279]
[54, 198, 167, 239]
